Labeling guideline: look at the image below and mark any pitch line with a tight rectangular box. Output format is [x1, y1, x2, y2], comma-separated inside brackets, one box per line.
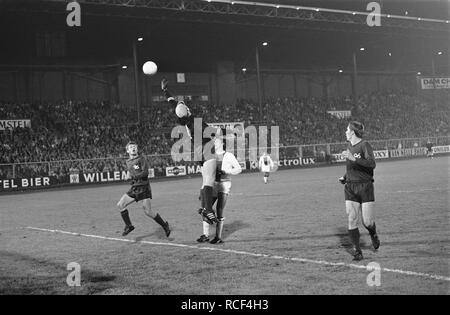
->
[387, 188, 448, 194]
[26, 226, 450, 282]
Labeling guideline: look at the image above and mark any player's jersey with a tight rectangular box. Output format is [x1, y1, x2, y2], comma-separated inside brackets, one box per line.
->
[259, 155, 273, 169]
[345, 140, 375, 183]
[179, 115, 214, 147]
[126, 155, 149, 187]
[215, 152, 242, 182]
[164, 90, 214, 148]
[426, 143, 433, 151]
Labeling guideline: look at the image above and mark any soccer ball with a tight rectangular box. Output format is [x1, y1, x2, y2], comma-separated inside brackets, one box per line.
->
[142, 61, 157, 76]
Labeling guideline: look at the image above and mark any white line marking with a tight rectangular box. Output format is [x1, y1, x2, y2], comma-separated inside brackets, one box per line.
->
[387, 188, 448, 194]
[26, 226, 450, 282]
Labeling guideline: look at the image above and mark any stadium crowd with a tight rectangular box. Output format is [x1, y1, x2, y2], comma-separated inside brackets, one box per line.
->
[1, 91, 448, 179]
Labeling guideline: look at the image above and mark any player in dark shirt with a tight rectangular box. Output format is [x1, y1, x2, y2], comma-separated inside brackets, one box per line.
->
[161, 78, 219, 225]
[116, 141, 171, 237]
[426, 140, 434, 158]
[339, 122, 380, 261]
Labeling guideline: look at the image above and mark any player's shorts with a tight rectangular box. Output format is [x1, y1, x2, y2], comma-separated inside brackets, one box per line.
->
[344, 181, 374, 204]
[261, 165, 271, 173]
[213, 181, 232, 196]
[127, 184, 152, 202]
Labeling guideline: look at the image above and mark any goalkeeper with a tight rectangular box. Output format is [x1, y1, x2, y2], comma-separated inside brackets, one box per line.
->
[161, 78, 219, 225]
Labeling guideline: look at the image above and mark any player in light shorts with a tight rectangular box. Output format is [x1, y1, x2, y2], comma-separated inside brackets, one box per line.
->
[259, 152, 274, 184]
[197, 137, 242, 244]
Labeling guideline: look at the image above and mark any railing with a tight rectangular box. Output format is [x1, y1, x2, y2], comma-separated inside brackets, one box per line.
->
[0, 136, 448, 180]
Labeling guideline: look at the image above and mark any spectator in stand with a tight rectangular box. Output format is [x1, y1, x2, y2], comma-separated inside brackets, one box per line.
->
[0, 91, 448, 179]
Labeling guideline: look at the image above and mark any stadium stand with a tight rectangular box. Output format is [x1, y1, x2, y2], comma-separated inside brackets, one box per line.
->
[1, 91, 449, 179]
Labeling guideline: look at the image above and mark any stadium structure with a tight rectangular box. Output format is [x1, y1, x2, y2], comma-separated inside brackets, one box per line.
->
[0, 0, 449, 297]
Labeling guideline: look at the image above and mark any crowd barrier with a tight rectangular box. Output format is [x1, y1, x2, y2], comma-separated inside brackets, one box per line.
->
[1, 142, 448, 193]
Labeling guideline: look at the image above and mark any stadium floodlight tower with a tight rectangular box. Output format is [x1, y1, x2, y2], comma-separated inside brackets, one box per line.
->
[352, 47, 365, 105]
[132, 36, 143, 124]
[430, 50, 445, 105]
[256, 41, 269, 117]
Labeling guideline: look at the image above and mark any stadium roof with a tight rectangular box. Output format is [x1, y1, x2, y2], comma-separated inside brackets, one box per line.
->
[0, 0, 448, 73]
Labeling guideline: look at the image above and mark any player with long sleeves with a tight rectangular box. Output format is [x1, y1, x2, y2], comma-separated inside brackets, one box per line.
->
[339, 122, 380, 261]
[161, 78, 219, 225]
[259, 152, 274, 184]
[116, 141, 171, 237]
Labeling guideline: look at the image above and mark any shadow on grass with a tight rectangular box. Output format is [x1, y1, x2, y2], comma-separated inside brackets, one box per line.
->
[334, 227, 370, 255]
[133, 229, 169, 242]
[222, 220, 252, 240]
[0, 251, 117, 295]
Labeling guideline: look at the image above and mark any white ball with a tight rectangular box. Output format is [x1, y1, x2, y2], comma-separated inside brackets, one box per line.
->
[142, 61, 157, 76]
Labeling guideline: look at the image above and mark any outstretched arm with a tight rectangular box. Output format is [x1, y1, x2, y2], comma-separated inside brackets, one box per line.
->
[161, 78, 177, 107]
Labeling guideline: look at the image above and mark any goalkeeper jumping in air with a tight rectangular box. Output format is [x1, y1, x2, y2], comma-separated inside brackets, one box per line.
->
[161, 78, 219, 225]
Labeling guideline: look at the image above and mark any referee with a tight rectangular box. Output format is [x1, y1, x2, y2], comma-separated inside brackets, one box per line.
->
[339, 121, 380, 261]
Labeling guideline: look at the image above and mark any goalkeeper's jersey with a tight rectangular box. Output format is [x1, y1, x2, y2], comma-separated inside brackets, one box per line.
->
[178, 115, 213, 147]
[165, 90, 214, 147]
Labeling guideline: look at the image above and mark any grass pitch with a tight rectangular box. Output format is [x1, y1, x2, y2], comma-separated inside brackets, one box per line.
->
[1, 156, 449, 295]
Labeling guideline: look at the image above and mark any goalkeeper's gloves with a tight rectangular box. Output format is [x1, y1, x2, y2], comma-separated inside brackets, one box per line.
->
[161, 78, 169, 91]
[338, 176, 346, 185]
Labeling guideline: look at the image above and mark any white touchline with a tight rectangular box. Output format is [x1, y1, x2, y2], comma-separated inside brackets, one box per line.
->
[387, 188, 447, 194]
[26, 226, 450, 282]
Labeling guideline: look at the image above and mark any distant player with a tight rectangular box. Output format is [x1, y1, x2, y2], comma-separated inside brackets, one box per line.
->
[197, 138, 242, 244]
[116, 141, 171, 237]
[339, 122, 380, 261]
[162, 78, 219, 225]
[426, 139, 434, 159]
[259, 152, 274, 184]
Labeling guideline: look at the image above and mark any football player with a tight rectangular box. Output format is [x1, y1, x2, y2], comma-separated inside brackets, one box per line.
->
[197, 137, 242, 244]
[259, 152, 274, 184]
[426, 139, 434, 159]
[339, 122, 380, 261]
[161, 78, 219, 225]
[116, 141, 171, 237]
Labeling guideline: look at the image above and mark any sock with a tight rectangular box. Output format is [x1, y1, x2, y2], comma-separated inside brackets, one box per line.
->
[365, 223, 377, 237]
[203, 185, 214, 212]
[153, 213, 166, 227]
[121, 209, 132, 227]
[216, 219, 224, 239]
[202, 221, 210, 237]
[348, 228, 361, 252]
[200, 188, 205, 208]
